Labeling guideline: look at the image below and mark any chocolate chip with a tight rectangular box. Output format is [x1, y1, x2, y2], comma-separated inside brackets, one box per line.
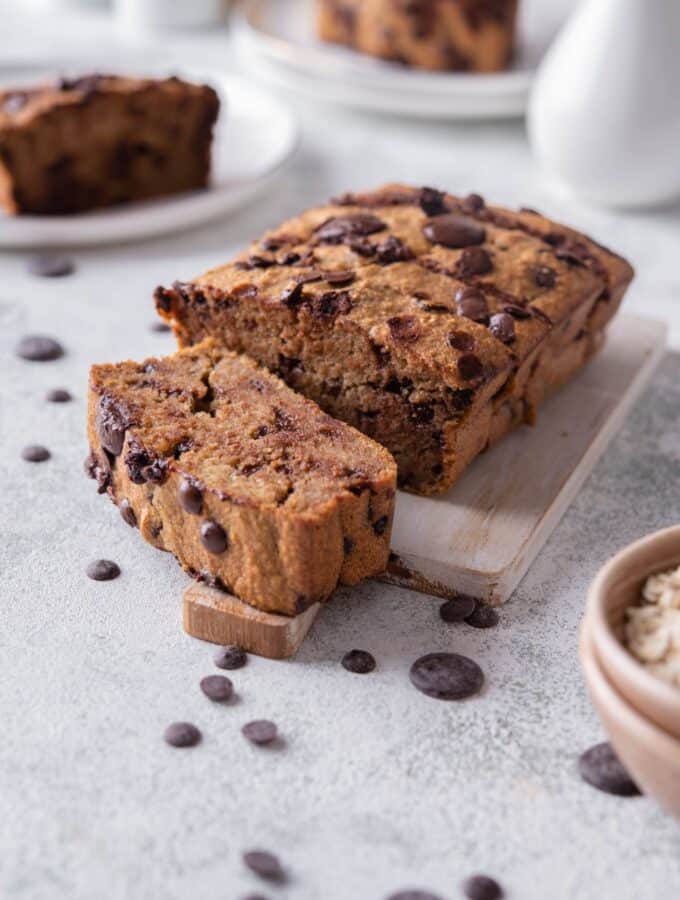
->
[463, 192, 485, 212]
[387, 891, 444, 900]
[15, 335, 64, 362]
[242, 720, 278, 745]
[423, 214, 485, 248]
[45, 388, 72, 402]
[489, 312, 515, 344]
[455, 287, 489, 323]
[373, 516, 389, 535]
[310, 290, 353, 317]
[86, 559, 121, 581]
[457, 246, 493, 278]
[578, 742, 641, 796]
[465, 604, 499, 628]
[280, 281, 304, 307]
[457, 353, 483, 380]
[387, 315, 421, 343]
[119, 499, 137, 527]
[178, 479, 203, 515]
[214, 644, 247, 670]
[323, 269, 355, 285]
[96, 395, 126, 456]
[342, 649, 376, 674]
[409, 652, 484, 700]
[200, 520, 228, 554]
[200, 674, 233, 702]
[21, 444, 50, 462]
[343, 536, 355, 555]
[503, 303, 531, 320]
[447, 330, 475, 352]
[439, 595, 476, 623]
[419, 186, 447, 217]
[316, 213, 386, 243]
[462, 874, 504, 900]
[150, 321, 171, 333]
[534, 265, 556, 288]
[26, 255, 75, 278]
[375, 235, 414, 264]
[163, 722, 201, 748]
[243, 850, 284, 881]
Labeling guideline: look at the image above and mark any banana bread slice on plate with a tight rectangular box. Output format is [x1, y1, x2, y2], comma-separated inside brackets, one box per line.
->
[154, 183, 634, 495]
[86, 340, 396, 616]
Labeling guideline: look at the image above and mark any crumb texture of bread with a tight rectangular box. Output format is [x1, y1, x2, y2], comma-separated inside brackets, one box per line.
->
[86, 340, 397, 616]
[155, 184, 634, 495]
[316, 0, 518, 72]
[0, 74, 219, 215]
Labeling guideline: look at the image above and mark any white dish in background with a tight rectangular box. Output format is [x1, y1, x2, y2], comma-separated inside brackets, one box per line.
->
[236, 0, 558, 119]
[0, 66, 298, 248]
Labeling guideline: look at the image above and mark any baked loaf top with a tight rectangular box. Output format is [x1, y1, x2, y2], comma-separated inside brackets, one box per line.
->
[178, 184, 633, 408]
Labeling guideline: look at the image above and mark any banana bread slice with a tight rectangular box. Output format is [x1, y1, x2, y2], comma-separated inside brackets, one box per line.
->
[154, 184, 634, 495]
[86, 340, 396, 616]
[0, 74, 219, 215]
[316, 0, 518, 72]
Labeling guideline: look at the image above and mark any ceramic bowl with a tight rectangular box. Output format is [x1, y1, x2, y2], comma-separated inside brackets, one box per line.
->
[585, 525, 680, 739]
[580, 628, 680, 820]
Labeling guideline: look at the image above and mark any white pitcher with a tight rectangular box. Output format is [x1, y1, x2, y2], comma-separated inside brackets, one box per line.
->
[528, 0, 680, 208]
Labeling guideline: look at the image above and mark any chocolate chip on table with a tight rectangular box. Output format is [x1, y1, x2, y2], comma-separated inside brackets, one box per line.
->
[342, 649, 376, 674]
[386, 891, 445, 900]
[465, 604, 499, 629]
[200, 520, 228, 554]
[163, 721, 202, 748]
[200, 674, 233, 702]
[423, 214, 486, 248]
[462, 874, 504, 900]
[21, 444, 50, 462]
[409, 652, 484, 700]
[242, 720, 278, 745]
[86, 559, 121, 581]
[455, 287, 489, 323]
[489, 312, 515, 344]
[439, 594, 476, 623]
[45, 388, 72, 402]
[178, 479, 203, 515]
[150, 321, 172, 333]
[15, 335, 64, 361]
[243, 849, 285, 882]
[578, 742, 641, 796]
[457, 353, 484, 381]
[119, 499, 137, 527]
[214, 644, 247, 670]
[26, 255, 75, 278]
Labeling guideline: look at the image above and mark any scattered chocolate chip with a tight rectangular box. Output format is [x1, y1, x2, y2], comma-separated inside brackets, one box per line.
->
[462, 874, 504, 900]
[387, 891, 444, 900]
[457, 246, 493, 278]
[323, 269, 355, 285]
[439, 595, 476, 623]
[200, 674, 233, 702]
[489, 312, 515, 344]
[534, 265, 556, 288]
[409, 652, 484, 700]
[463, 192, 485, 212]
[15, 335, 65, 362]
[45, 388, 72, 402]
[21, 444, 50, 462]
[423, 214, 485, 248]
[387, 315, 421, 343]
[86, 559, 121, 581]
[26, 255, 75, 278]
[503, 303, 532, 320]
[164, 722, 201, 748]
[200, 520, 228, 554]
[373, 516, 389, 535]
[243, 850, 284, 882]
[119, 499, 137, 527]
[214, 644, 247, 670]
[342, 649, 376, 674]
[465, 605, 499, 629]
[242, 720, 278, 746]
[578, 742, 641, 796]
[316, 213, 386, 243]
[455, 287, 489, 323]
[150, 321, 171, 333]
[419, 186, 447, 217]
[447, 330, 475, 352]
[457, 353, 484, 380]
[178, 479, 203, 515]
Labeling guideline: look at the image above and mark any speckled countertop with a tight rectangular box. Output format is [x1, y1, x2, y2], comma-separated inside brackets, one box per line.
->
[2, 4, 680, 899]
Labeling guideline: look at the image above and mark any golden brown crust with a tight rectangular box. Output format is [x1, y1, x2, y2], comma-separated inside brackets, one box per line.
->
[155, 184, 634, 495]
[316, 0, 518, 72]
[86, 340, 396, 616]
[0, 74, 219, 215]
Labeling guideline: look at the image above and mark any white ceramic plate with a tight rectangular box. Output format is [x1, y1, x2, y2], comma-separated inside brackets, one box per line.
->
[236, 0, 557, 119]
[0, 65, 298, 247]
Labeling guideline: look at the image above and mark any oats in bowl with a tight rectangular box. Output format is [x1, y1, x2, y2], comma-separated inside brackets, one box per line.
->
[624, 564, 680, 689]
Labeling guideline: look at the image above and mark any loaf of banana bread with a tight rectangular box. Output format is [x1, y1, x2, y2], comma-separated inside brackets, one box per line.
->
[86, 340, 396, 615]
[154, 184, 634, 495]
[316, 0, 518, 72]
[0, 74, 219, 215]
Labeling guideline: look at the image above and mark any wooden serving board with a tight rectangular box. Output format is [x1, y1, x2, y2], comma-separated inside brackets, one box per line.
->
[384, 315, 667, 605]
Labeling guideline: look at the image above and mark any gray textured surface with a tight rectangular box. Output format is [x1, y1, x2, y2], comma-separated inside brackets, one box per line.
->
[2, 4, 680, 898]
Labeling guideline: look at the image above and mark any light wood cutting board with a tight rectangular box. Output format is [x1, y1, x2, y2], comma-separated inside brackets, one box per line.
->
[384, 314, 667, 605]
